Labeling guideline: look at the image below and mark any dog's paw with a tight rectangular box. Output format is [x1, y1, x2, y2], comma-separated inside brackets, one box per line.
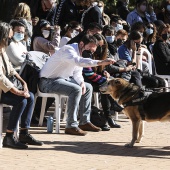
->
[124, 143, 133, 148]
[136, 139, 141, 143]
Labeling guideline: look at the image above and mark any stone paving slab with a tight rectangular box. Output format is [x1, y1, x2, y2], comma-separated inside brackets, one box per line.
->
[1, 114, 170, 170]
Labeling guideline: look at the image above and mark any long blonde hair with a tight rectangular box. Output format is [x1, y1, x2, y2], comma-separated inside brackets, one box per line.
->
[13, 3, 31, 21]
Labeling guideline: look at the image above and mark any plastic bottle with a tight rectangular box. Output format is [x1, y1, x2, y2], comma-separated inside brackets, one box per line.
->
[47, 116, 53, 133]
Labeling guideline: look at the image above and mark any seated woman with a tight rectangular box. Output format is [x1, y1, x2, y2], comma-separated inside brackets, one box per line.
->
[118, 30, 149, 73]
[83, 33, 121, 130]
[10, 2, 33, 51]
[153, 24, 170, 75]
[6, 19, 27, 69]
[59, 21, 82, 48]
[31, 19, 60, 55]
[0, 22, 43, 149]
[144, 22, 157, 53]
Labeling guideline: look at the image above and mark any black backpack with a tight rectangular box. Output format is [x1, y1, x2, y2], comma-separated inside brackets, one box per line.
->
[90, 106, 106, 128]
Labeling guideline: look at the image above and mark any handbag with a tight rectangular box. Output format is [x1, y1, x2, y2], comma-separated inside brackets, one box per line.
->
[2, 55, 23, 90]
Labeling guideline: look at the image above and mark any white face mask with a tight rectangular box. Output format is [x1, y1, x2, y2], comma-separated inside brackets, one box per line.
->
[105, 36, 115, 44]
[98, 6, 103, 13]
[146, 28, 153, 35]
[140, 5, 147, 12]
[115, 24, 123, 32]
[167, 5, 170, 12]
[42, 30, 50, 38]
[71, 30, 79, 38]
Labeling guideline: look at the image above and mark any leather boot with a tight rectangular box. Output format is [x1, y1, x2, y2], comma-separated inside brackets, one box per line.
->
[107, 117, 121, 128]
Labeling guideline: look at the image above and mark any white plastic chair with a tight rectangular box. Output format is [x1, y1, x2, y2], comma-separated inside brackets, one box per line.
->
[34, 87, 68, 133]
[152, 63, 170, 92]
[137, 48, 153, 74]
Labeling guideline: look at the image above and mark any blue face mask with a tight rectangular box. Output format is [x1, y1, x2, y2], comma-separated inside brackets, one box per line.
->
[105, 36, 115, 43]
[13, 32, 24, 42]
[145, 28, 153, 35]
[115, 24, 123, 32]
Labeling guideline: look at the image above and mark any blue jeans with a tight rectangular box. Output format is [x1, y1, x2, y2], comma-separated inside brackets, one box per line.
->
[39, 77, 93, 128]
[1, 91, 34, 131]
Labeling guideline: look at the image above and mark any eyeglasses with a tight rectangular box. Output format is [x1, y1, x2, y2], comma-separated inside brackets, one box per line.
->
[147, 26, 154, 30]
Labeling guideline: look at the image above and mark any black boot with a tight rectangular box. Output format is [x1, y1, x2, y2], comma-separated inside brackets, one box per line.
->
[19, 134, 44, 146]
[110, 100, 123, 112]
[101, 124, 110, 131]
[3, 133, 28, 149]
[107, 117, 121, 128]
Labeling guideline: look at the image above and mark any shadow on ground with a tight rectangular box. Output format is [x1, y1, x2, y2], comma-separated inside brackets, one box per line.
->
[27, 140, 170, 159]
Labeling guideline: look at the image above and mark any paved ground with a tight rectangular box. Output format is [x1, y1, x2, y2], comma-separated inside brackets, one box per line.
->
[1, 113, 170, 170]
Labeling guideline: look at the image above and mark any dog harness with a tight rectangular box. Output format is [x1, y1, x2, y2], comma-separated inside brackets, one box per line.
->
[122, 88, 152, 120]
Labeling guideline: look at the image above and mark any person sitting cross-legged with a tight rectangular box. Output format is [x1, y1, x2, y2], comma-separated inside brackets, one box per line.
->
[0, 22, 43, 149]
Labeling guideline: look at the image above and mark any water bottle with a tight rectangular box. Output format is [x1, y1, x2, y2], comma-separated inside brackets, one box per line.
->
[47, 116, 53, 133]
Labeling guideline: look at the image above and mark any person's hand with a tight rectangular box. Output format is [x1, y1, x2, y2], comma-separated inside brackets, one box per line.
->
[125, 65, 135, 72]
[53, 25, 60, 32]
[98, 58, 116, 66]
[23, 82, 29, 93]
[130, 40, 136, 51]
[80, 82, 86, 95]
[23, 91, 30, 98]
[103, 71, 110, 78]
[10, 87, 30, 98]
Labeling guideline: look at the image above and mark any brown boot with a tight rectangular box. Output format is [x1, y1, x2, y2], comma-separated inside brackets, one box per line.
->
[65, 127, 87, 136]
[79, 122, 102, 132]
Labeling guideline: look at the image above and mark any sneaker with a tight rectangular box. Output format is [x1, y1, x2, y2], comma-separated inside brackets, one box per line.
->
[19, 134, 44, 146]
[79, 122, 102, 132]
[65, 127, 87, 136]
[3, 135, 28, 149]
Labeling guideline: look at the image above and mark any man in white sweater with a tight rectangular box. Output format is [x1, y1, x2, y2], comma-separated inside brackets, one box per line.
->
[39, 34, 115, 136]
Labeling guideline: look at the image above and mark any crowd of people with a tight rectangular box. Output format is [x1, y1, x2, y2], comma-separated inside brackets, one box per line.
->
[0, 0, 170, 149]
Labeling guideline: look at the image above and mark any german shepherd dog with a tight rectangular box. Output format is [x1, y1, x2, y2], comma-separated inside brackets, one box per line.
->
[99, 78, 170, 147]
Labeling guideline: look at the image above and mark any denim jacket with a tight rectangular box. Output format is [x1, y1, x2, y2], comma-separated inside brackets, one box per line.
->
[126, 9, 157, 26]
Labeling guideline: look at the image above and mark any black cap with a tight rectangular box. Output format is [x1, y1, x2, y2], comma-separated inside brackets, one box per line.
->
[39, 19, 51, 29]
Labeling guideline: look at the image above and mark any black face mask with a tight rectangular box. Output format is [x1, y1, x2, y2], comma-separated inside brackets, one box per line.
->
[82, 50, 92, 58]
[116, 39, 124, 46]
[95, 46, 103, 55]
[162, 33, 169, 41]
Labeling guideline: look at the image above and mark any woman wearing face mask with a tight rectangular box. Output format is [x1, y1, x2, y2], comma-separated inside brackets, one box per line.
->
[153, 24, 170, 75]
[82, 33, 121, 130]
[6, 20, 27, 68]
[11, 3, 33, 51]
[110, 15, 124, 33]
[97, 1, 110, 26]
[31, 19, 60, 55]
[59, 21, 82, 47]
[126, 0, 157, 26]
[144, 22, 157, 53]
